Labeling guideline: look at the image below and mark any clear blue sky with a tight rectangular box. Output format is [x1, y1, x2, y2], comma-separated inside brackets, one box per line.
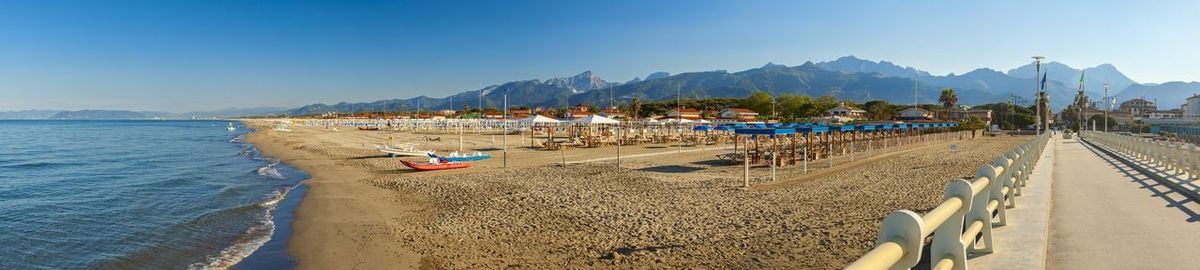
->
[1, 0, 1197, 112]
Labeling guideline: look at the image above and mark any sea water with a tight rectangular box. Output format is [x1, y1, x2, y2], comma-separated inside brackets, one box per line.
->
[0, 120, 307, 269]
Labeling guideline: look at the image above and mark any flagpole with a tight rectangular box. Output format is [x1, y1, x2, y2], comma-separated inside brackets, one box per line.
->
[503, 89, 508, 168]
[1078, 71, 1085, 132]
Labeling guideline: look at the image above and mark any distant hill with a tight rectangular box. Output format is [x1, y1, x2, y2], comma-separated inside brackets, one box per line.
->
[0, 110, 64, 119]
[1007, 61, 1138, 96]
[181, 107, 289, 118]
[50, 110, 150, 120]
[567, 62, 1003, 108]
[1113, 81, 1200, 109]
[278, 56, 1173, 116]
[286, 71, 620, 115]
[815, 56, 932, 78]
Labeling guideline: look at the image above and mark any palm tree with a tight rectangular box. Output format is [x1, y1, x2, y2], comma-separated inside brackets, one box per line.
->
[631, 98, 642, 120]
[1035, 91, 1049, 130]
[938, 88, 958, 120]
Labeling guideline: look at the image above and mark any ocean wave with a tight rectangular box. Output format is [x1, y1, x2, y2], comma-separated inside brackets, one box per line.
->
[186, 188, 292, 270]
[0, 160, 81, 169]
[255, 162, 284, 180]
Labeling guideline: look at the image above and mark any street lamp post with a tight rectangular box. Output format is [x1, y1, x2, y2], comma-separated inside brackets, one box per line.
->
[1032, 56, 1045, 135]
[1104, 83, 1110, 133]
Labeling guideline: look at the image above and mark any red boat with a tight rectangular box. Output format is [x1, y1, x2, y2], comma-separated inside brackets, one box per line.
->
[358, 126, 380, 131]
[400, 160, 471, 171]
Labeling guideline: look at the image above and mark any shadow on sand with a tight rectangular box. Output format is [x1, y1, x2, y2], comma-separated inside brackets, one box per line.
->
[348, 155, 393, 160]
[638, 165, 704, 173]
[691, 159, 732, 167]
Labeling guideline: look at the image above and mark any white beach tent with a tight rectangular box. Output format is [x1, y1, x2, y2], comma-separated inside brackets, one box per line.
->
[664, 118, 694, 124]
[518, 115, 561, 147]
[571, 114, 620, 125]
[518, 115, 561, 124]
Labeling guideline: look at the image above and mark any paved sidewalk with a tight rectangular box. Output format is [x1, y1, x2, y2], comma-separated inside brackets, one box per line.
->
[970, 137, 1056, 270]
[1046, 138, 1200, 269]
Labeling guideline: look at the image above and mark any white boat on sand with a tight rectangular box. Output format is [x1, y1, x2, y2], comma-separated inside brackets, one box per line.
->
[376, 143, 433, 157]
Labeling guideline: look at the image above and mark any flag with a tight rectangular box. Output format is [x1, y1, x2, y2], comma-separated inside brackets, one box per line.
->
[1040, 71, 1047, 90]
[1078, 70, 1085, 91]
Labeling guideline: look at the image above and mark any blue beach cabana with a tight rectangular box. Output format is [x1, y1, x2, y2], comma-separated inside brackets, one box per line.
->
[733, 127, 797, 186]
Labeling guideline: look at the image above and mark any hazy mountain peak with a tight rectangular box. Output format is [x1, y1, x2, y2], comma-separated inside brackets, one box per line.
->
[761, 62, 788, 69]
[963, 68, 1003, 75]
[544, 71, 614, 93]
[816, 56, 931, 78]
[645, 71, 670, 81]
[1007, 61, 1137, 95]
[836, 55, 863, 61]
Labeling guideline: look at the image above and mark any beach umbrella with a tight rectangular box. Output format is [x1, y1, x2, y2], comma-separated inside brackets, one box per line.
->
[518, 115, 560, 148]
[518, 115, 560, 124]
[693, 125, 714, 131]
[571, 114, 620, 125]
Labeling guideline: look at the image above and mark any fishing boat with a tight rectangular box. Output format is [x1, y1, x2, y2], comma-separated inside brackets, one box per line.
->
[376, 143, 433, 157]
[400, 160, 471, 171]
[437, 152, 491, 162]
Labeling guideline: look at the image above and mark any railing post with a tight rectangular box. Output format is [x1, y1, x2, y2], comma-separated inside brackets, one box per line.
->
[877, 210, 927, 270]
[991, 155, 1012, 226]
[1190, 145, 1199, 180]
[966, 164, 999, 254]
[1003, 151, 1020, 208]
[931, 179, 974, 270]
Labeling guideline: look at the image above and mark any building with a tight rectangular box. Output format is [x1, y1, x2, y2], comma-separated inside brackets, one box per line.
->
[718, 108, 759, 121]
[896, 107, 934, 121]
[509, 108, 532, 119]
[1118, 98, 1156, 117]
[562, 103, 594, 119]
[939, 109, 994, 125]
[483, 112, 504, 119]
[1149, 109, 1183, 119]
[598, 108, 627, 119]
[666, 108, 702, 120]
[1187, 94, 1200, 117]
[826, 103, 867, 119]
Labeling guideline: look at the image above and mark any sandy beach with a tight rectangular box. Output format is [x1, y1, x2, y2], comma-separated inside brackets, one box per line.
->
[242, 120, 1027, 269]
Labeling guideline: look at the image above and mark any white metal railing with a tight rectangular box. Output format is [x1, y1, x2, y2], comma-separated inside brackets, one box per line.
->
[1082, 131, 1200, 181]
[845, 133, 1051, 270]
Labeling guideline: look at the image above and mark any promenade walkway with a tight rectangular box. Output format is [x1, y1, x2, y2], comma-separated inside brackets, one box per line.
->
[1045, 136, 1200, 269]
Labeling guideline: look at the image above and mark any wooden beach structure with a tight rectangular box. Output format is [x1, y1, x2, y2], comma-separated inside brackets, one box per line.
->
[730, 122, 962, 187]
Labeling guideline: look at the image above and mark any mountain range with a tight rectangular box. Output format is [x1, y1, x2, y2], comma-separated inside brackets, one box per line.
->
[0, 107, 290, 120]
[9, 56, 1198, 119]
[288, 56, 1199, 116]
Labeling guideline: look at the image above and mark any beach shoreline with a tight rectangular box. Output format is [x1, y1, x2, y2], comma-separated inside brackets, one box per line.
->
[241, 121, 423, 270]
[237, 119, 1024, 269]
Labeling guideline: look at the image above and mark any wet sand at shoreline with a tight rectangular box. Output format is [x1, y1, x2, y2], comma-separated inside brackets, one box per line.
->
[242, 120, 1026, 269]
